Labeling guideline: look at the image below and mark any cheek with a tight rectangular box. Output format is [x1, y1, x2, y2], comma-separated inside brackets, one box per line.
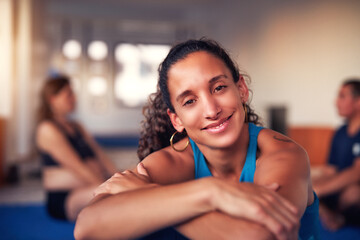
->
[178, 108, 202, 128]
[222, 91, 242, 109]
[339, 99, 354, 113]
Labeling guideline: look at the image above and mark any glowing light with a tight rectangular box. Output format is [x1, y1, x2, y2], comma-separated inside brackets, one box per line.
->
[115, 44, 139, 63]
[114, 43, 170, 107]
[87, 76, 107, 96]
[88, 41, 108, 61]
[62, 40, 82, 60]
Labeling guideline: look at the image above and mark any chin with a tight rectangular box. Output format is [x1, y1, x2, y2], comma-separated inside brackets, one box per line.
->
[208, 132, 242, 149]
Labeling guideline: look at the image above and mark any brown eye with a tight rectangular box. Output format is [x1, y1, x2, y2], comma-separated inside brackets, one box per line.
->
[183, 99, 195, 106]
[214, 85, 227, 93]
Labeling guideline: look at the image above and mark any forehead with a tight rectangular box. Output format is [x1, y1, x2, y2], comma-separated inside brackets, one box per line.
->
[57, 84, 72, 95]
[168, 51, 230, 83]
[340, 85, 353, 95]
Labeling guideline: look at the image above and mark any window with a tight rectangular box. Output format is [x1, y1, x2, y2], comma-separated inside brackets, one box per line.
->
[114, 43, 170, 107]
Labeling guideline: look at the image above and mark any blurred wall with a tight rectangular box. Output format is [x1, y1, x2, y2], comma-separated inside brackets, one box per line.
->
[237, 1, 360, 127]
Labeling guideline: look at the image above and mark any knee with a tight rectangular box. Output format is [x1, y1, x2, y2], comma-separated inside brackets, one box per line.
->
[339, 184, 360, 208]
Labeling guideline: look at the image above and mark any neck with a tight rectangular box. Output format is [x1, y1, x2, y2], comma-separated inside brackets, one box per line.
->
[52, 113, 68, 124]
[199, 123, 249, 180]
[347, 112, 360, 136]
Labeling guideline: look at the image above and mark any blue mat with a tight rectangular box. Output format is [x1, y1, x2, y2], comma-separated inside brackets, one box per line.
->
[319, 221, 360, 240]
[0, 204, 75, 240]
[0, 204, 359, 240]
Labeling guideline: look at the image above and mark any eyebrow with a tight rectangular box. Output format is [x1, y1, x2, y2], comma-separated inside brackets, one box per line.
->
[209, 74, 228, 84]
[175, 74, 228, 103]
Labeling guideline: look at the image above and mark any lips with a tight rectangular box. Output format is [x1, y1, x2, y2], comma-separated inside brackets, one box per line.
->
[201, 114, 233, 133]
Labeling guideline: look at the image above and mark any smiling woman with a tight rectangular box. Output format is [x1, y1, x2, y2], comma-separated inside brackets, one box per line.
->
[74, 39, 320, 240]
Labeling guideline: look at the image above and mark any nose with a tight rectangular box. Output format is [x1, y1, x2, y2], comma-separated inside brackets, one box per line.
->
[335, 97, 341, 110]
[203, 95, 221, 119]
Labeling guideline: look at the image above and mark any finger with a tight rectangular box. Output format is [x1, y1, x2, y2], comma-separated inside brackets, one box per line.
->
[250, 193, 296, 239]
[223, 193, 289, 240]
[248, 203, 288, 240]
[122, 170, 131, 175]
[137, 162, 149, 177]
[265, 182, 280, 191]
[259, 183, 298, 216]
[263, 191, 299, 225]
[258, 196, 298, 237]
[263, 187, 299, 216]
[93, 185, 106, 197]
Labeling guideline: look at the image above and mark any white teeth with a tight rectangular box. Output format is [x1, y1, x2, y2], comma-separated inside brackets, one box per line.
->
[213, 122, 224, 129]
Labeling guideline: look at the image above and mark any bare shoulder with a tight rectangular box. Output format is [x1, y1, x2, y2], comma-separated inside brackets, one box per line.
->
[36, 120, 66, 150]
[258, 128, 306, 155]
[256, 128, 310, 175]
[141, 140, 194, 185]
[255, 128, 313, 211]
[255, 128, 310, 181]
[36, 120, 61, 139]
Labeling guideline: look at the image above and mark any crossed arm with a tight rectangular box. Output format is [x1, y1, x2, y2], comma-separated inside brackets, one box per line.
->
[37, 121, 105, 184]
[313, 159, 360, 197]
[74, 130, 310, 240]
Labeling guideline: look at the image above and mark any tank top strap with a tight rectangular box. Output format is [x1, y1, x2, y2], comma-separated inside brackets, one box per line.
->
[190, 139, 212, 178]
[239, 123, 264, 182]
[51, 120, 68, 136]
[70, 122, 83, 138]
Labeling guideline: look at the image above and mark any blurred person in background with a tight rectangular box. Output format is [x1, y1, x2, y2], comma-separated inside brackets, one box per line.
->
[36, 75, 117, 221]
[312, 79, 360, 230]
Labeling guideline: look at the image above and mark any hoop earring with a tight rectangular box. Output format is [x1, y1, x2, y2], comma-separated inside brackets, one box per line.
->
[243, 104, 248, 122]
[170, 131, 189, 152]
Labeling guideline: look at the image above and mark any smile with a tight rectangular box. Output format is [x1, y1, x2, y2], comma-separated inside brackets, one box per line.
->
[202, 114, 233, 133]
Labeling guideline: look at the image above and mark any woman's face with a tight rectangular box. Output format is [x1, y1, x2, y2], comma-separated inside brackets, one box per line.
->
[50, 84, 76, 116]
[336, 85, 358, 118]
[167, 51, 248, 149]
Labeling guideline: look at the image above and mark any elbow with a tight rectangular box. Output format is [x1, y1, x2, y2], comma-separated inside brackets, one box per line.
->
[74, 208, 95, 240]
[247, 225, 276, 240]
[228, 221, 276, 240]
[75, 205, 129, 240]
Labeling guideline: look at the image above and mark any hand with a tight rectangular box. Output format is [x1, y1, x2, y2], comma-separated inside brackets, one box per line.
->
[311, 165, 337, 181]
[208, 178, 299, 240]
[93, 163, 154, 197]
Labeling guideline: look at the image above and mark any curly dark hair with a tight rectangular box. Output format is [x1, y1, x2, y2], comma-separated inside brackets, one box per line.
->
[137, 38, 261, 160]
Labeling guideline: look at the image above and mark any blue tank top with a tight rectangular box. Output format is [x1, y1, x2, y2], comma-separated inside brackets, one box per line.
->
[190, 123, 320, 240]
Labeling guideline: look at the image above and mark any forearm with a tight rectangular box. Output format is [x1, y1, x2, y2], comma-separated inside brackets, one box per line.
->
[311, 165, 337, 183]
[315, 167, 360, 197]
[75, 179, 212, 240]
[96, 151, 118, 177]
[69, 163, 105, 186]
[176, 211, 275, 240]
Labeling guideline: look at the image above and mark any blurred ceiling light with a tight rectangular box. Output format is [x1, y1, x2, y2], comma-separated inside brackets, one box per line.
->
[62, 40, 82, 60]
[139, 44, 170, 63]
[115, 73, 150, 107]
[115, 44, 139, 63]
[87, 76, 107, 96]
[88, 41, 108, 61]
[114, 43, 170, 107]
